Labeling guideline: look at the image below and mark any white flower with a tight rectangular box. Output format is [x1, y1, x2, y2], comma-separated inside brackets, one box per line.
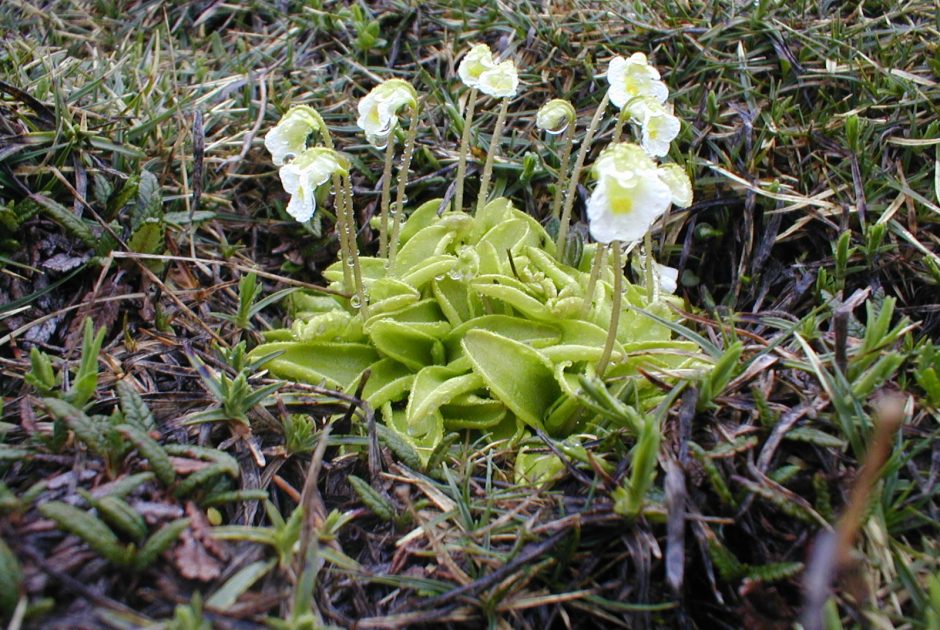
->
[278, 148, 348, 222]
[458, 43, 496, 89]
[356, 79, 418, 148]
[606, 53, 668, 115]
[586, 143, 673, 244]
[638, 100, 680, 157]
[536, 99, 576, 135]
[264, 105, 322, 166]
[655, 262, 679, 293]
[656, 163, 693, 208]
[478, 60, 519, 98]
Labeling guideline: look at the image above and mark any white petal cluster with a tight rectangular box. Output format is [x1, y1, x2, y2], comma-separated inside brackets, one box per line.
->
[458, 43, 519, 98]
[458, 43, 495, 88]
[264, 105, 322, 166]
[606, 53, 681, 157]
[536, 99, 576, 135]
[637, 99, 680, 157]
[586, 143, 692, 244]
[278, 148, 348, 222]
[356, 79, 418, 148]
[606, 53, 668, 114]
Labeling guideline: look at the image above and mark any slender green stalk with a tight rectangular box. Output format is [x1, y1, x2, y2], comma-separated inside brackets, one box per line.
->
[476, 97, 510, 212]
[582, 245, 607, 316]
[454, 88, 478, 213]
[311, 112, 333, 149]
[644, 230, 655, 303]
[597, 241, 622, 377]
[611, 108, 629, 143]
[313, 115, 350, 293]
[550, 122, 576, 221]
[387, 109, 421, 270]
[341, 173, 368, 318]
[332, 173, 353, 291]
[378, 137, 396, 258]
[556, 92, 610, 260]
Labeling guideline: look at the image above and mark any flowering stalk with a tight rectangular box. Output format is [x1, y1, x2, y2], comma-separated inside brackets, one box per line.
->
[456, 44, 518, 213]
[611, 107, 629, 144]
[341, 173, 368, 318]
[551, 122, 576, 221]
[596, 241, 622, 376]
[387, 107, 421, 270]
[378, 137, 396, 258]
[454, 87, 478, 213]
[536, 99, 576, 222]
[333, 172, 353, 292]
[581, 244, 607, 316]
[476, 97, 510, 212]
[644, 230, 655, 303]
[356, 78, 418, 260]
[556, 91, 610, 261]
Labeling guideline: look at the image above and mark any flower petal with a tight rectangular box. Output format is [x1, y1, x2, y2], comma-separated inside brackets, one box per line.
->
[586, 143, 674, 243]
[458, 43, 496, 89]
[264, 106, 322, 166]
[478, 60, 519, 98]
[276, 148, 348, 222]
[357, 79, 418, 147]
[641, 107, 680, 157]
[606, 52, 668, 112]
[657, 163, 693, 208]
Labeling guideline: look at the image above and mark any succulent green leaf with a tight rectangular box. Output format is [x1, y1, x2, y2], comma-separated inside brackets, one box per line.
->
[381, 404, 439, 464]
[369, 320, 445, 370]
[472, 278, 554, 321]
[360, 358, 415, 408]
[406, 366, 483, 430]
[249, 341, 379, 390]
[461, 329, 560, 430]
[441, 394, 507, 430]
[444, 315, 561, 359]
[398, 198, 445, 245]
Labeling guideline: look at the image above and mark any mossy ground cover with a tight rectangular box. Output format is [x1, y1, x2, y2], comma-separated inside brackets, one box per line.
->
[1, 1, 938, 628]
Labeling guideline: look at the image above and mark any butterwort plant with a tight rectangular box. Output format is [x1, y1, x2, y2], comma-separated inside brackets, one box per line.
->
[253, 46, 699, 487]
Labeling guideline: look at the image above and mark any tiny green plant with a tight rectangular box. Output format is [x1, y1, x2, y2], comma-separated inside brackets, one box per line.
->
[26, 318, 106, 408]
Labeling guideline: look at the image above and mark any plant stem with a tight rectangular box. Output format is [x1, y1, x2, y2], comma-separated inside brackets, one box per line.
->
[342, 173, 368, 318]
[387, 108, 420, 270]
[454, 88, 477, 213]
[582, 244, 607, 317]
[476, 97, 510, 213]
[597, 241, 622, 377]
[556, 92, 610, 260]
[310, 111, 333, 149]
[612, 107, 628, 143]
[550, 122, 576, 221]
[332, 173, 353, 291]
[644, 229, 655, 303]
[378, 136, 396, 258]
